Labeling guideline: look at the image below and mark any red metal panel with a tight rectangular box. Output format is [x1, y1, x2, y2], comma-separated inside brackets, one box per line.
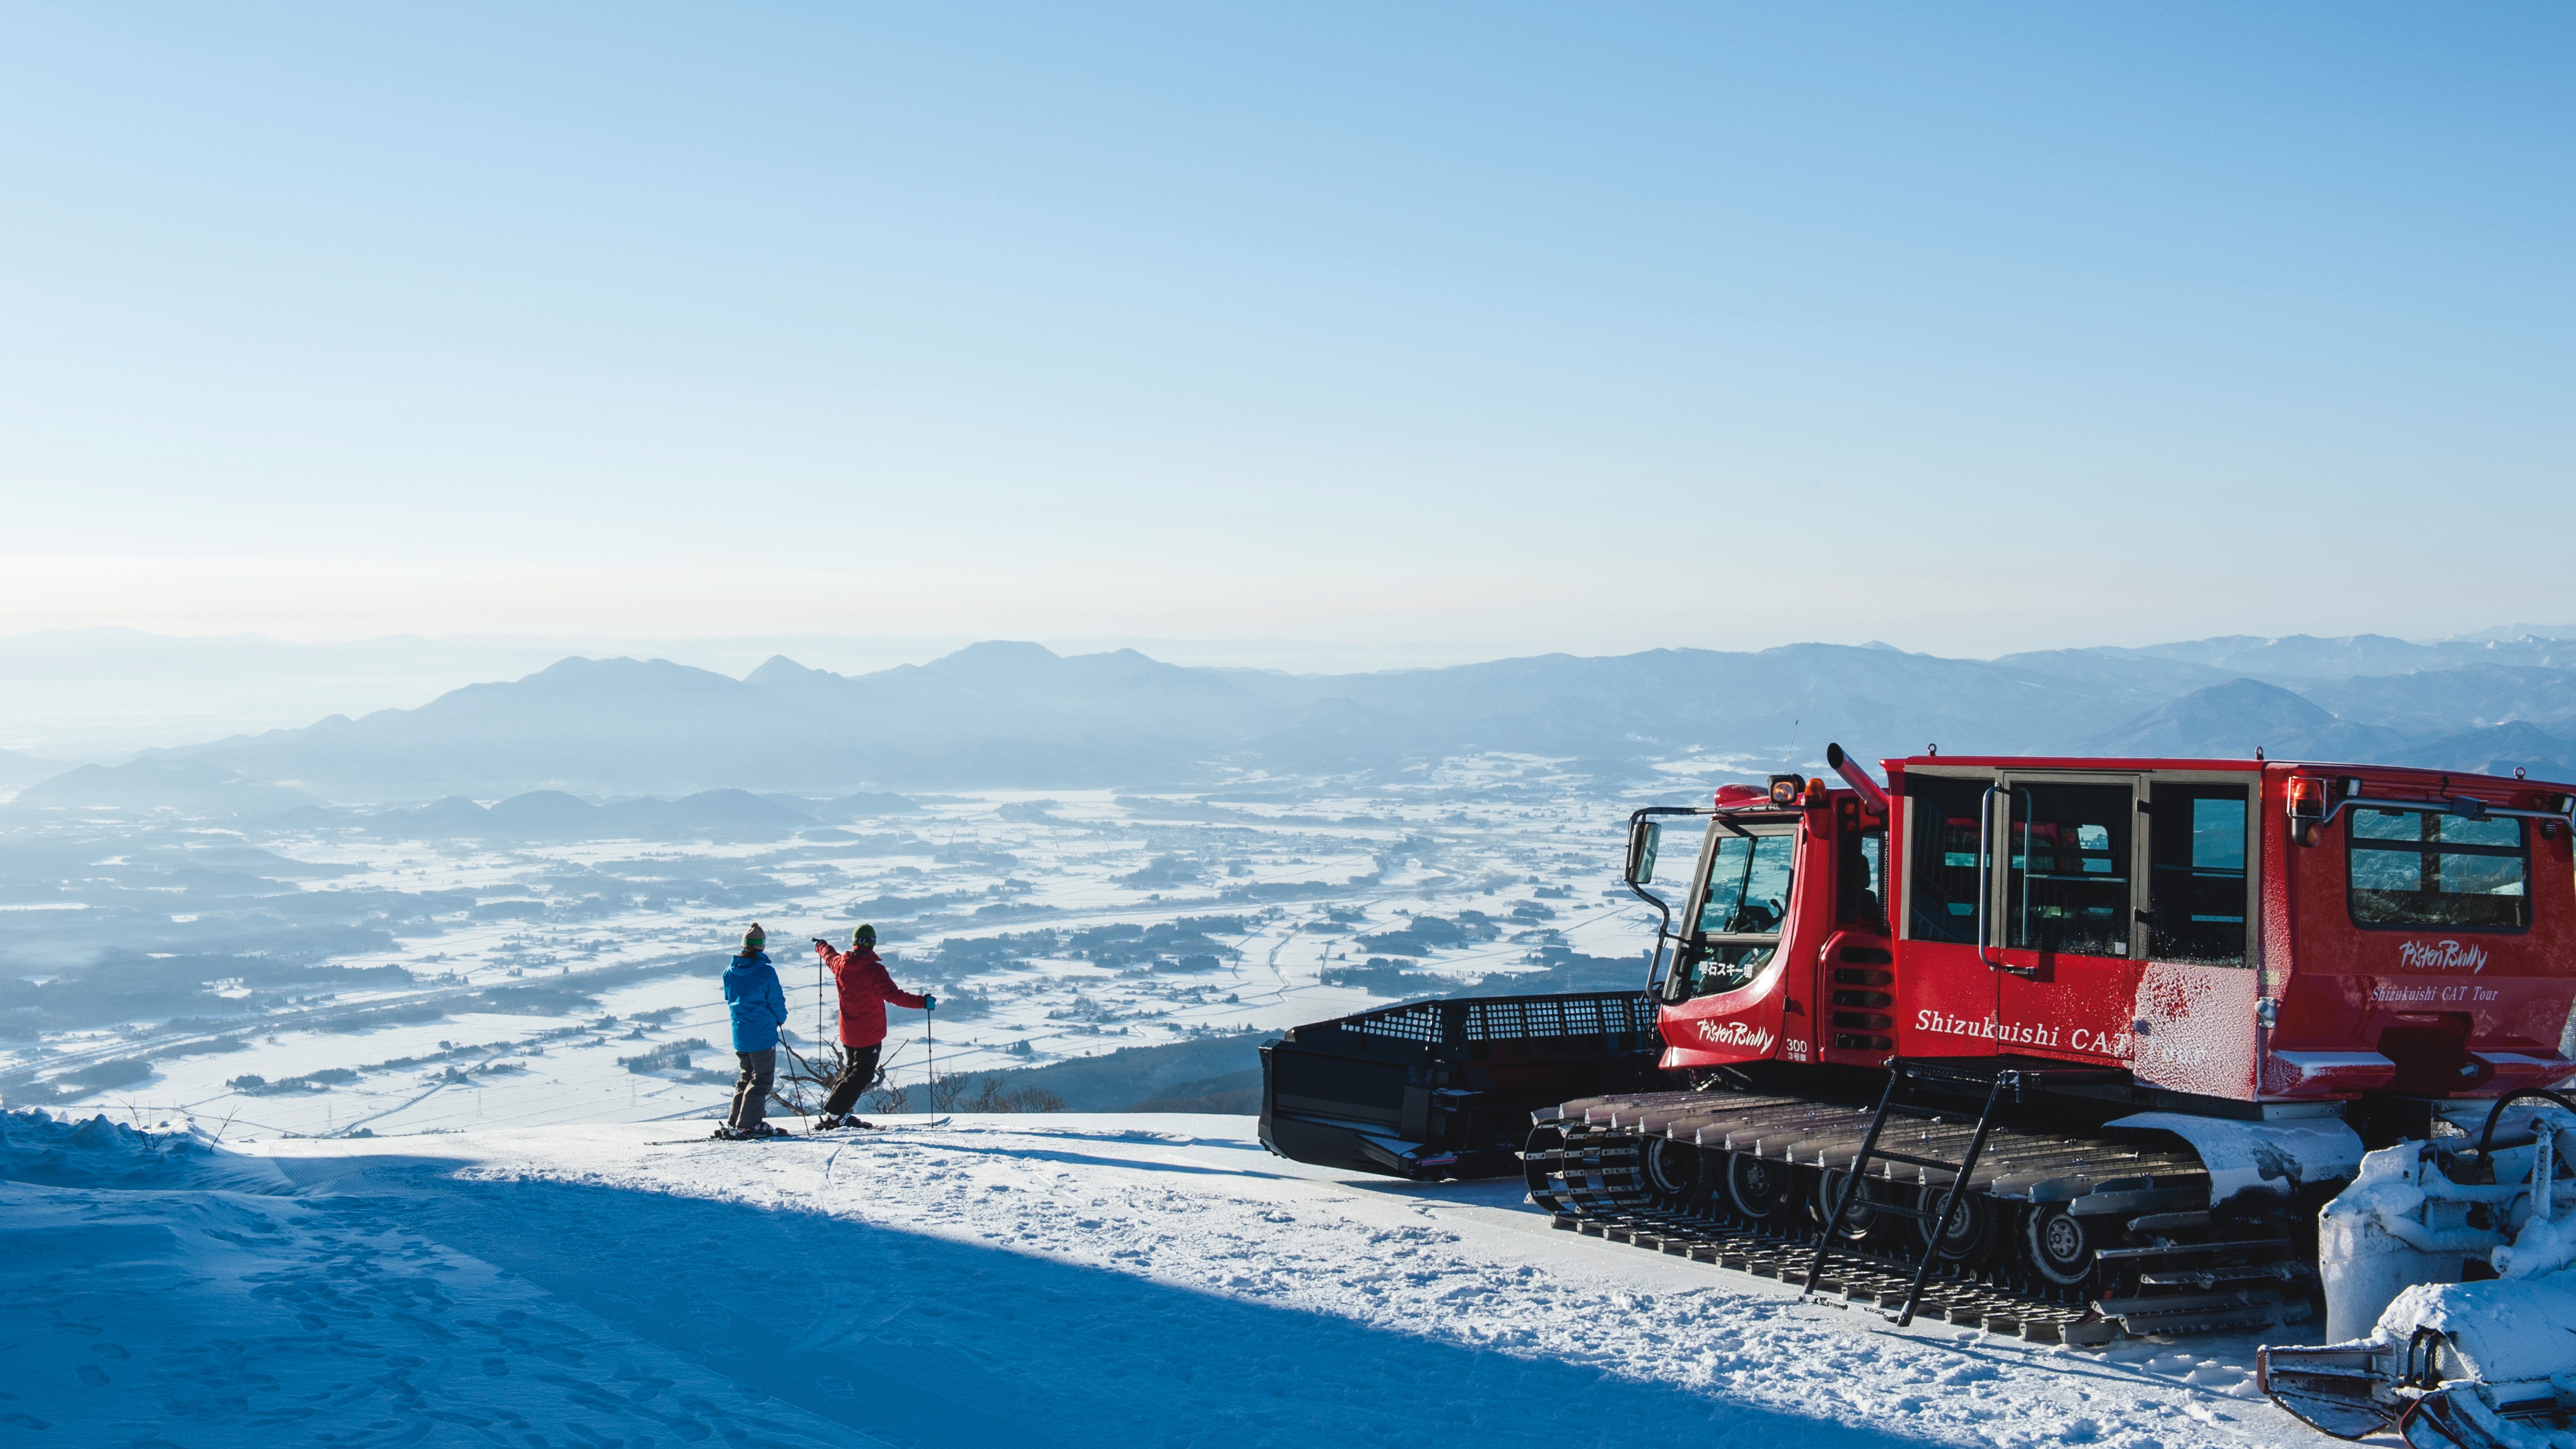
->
[2263, 765, 2576, 1098]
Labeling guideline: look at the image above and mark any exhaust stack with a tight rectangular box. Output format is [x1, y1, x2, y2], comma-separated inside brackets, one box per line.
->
[1824, 742, 1889, 815]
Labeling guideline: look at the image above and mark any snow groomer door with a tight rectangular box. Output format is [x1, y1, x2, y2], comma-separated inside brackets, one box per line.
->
[1990, 770, 2147, 1066]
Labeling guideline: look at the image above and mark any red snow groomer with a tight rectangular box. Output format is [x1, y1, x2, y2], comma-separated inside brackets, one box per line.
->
[1261, 746, 2576, 1343]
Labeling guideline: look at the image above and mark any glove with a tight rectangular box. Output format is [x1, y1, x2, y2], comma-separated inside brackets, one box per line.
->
[922, 993, 937, 1011]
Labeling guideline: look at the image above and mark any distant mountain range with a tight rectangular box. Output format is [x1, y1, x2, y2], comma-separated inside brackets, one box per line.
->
[0, 749, 61, 792]
[12, 629, 2576, 811]
[0, 627, 1490, 757]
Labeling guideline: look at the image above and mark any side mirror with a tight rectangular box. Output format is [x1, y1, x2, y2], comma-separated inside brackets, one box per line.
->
[1626, 819, 1663, 887]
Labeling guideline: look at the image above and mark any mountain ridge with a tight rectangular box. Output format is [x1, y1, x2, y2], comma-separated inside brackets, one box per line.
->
[19, 629, 2576, 810]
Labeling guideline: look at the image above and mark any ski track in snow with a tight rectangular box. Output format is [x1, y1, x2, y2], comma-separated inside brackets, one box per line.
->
[0, 1112, 2319, 1449]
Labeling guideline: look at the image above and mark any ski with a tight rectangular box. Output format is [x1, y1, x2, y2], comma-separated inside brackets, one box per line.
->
[645, 1117, 950, 1144]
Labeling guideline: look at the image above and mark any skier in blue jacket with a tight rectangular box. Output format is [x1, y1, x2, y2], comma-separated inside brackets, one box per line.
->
[719, 924, 789, 1139]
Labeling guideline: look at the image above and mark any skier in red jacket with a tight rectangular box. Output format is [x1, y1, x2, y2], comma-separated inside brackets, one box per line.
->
[812, 923, 933, 1131]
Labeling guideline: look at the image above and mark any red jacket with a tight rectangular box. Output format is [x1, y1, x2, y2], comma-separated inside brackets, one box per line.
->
[816, 944, 927, 1048]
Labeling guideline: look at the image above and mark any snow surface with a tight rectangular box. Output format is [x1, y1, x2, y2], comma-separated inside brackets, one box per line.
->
[3, 1107, 2337, 1448]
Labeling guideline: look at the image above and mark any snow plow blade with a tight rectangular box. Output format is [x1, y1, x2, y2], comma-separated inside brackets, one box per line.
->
[1259, 991, 1666, 1179]
[2256, 1340, 2576, 1447]
[2257, 1274, 2576, 1443]
[2253, 1343, 2400, 1439]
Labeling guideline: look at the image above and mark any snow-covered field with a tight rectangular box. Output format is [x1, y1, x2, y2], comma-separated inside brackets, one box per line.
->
[2, 1107, 2331, 1449]
[4, 761, 1681, 1128]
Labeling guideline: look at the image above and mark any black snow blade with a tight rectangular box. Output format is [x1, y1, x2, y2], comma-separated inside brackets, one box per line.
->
[1259, 991, 1665, 1180]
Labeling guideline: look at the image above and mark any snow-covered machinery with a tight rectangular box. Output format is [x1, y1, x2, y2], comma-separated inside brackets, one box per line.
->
[1260, 745, 2576, 1346]
[2258, 1091, 2576, 1446]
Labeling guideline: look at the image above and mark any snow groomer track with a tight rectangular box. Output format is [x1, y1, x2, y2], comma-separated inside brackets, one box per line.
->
[1525, 1083, 2313, 1346]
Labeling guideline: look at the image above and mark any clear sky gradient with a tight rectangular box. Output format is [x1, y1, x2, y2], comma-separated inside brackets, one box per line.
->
[2, 3, 2568, 657]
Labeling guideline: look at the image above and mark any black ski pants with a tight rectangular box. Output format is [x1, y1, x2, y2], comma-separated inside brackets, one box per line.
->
[820, 1043, 883, 1118]
[728, 1048, 777, 1131]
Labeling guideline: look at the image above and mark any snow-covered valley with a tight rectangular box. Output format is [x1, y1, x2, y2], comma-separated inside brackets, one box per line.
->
[2, 761, 1681, 1131]
[4, 1108, 2325, 1449]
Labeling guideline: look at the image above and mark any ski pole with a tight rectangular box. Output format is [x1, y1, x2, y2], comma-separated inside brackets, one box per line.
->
[774, 1036, 826, 1124]
[924, 1001, 936, 1115]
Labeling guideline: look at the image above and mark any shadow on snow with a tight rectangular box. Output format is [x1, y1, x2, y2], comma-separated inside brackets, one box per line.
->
[293, 1152, 1937, 1449]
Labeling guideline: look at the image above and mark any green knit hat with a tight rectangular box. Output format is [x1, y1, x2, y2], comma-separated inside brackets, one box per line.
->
[851, 923, 876, 947]
[742, 924, 766, 952]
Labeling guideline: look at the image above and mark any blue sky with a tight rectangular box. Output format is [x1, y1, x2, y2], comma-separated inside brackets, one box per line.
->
[1, 3, 2567, 656]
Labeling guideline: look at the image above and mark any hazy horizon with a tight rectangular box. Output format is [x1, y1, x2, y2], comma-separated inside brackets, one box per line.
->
[6, 618, 2575, 763]
[11, 618, 2576, 782]
[12, 615, 2576, 661]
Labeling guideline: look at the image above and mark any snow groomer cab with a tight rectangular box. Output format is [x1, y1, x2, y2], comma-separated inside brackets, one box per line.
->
[1648, 746, 2576, 1111]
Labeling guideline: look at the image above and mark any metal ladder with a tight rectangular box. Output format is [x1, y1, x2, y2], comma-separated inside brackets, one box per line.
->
[1800, 1058, 2122, 1327]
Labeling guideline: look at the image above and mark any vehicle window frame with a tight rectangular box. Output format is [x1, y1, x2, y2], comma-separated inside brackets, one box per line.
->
[1898, 763, 2263, 963]
[1899, 771, 1990, 945]
[1675, 819, 1799, 1001]
[2343, 806, 2532, 934]
[1837, 823, 1887, 930]
[2001, 778, 2138, 958]
[2146, 781, 2252, 968]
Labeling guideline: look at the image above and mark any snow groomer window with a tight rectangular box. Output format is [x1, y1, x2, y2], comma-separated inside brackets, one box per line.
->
[1837, 827, 1886, 929]
[1905, 773, 1987, 944]
[2146, 784, 2248, 965]
[1685, 830, 1795, 996]
[2347, 808, 2529, 931]
[2005, 783, 2133, 957]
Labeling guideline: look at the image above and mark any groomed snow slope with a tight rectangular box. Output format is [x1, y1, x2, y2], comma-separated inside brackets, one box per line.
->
[4, 1111, 2328, 1449]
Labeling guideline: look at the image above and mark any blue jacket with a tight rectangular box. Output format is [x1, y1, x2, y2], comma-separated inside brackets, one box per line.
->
[723, 952, 788, 1052]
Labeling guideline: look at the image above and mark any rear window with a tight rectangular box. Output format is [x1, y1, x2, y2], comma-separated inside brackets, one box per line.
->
[2346, 808, 2529, 931]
